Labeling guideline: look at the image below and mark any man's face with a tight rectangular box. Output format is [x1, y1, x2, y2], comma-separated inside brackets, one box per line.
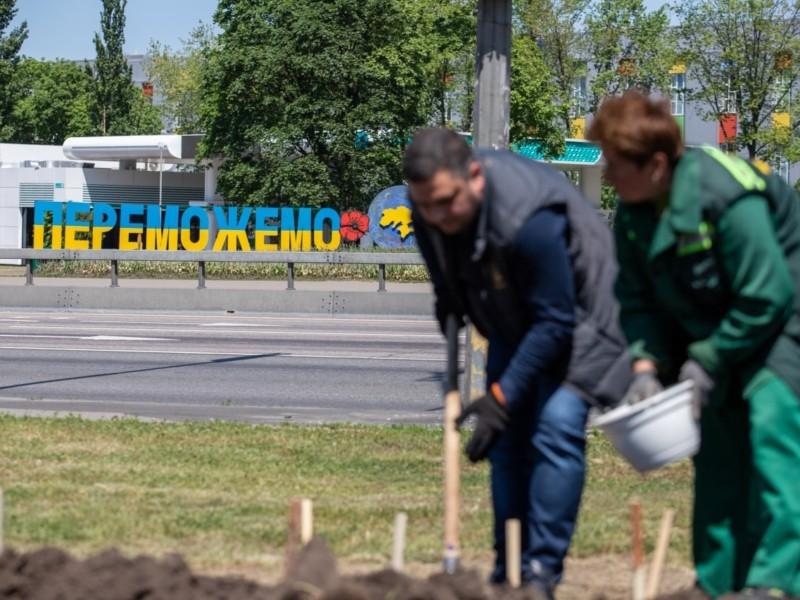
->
[408, 162, 485, 235]
[601, 146, 667, 204]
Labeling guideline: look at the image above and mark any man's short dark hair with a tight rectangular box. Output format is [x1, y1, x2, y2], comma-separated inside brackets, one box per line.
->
[403, 128, 473, 183]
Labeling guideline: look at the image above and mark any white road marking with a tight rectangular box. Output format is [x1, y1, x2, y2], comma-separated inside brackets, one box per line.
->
[0, 344, 446, 362]
[0, 334, 174, 342]
[86, 335, 176, 341]
[201, 322, 270, 327]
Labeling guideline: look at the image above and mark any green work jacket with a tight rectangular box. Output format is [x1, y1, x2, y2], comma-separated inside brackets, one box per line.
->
[614, 146, 800, 402]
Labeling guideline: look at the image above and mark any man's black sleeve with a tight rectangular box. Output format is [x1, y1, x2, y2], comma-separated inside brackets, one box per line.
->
[498, 208, 576, 408]
[412, 213, 463, 334]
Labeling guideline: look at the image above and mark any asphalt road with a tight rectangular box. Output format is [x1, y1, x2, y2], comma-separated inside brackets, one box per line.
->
[0, 308, 454, 425]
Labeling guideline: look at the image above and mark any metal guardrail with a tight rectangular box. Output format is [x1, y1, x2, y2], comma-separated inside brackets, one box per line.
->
[0, 249, 426, 292]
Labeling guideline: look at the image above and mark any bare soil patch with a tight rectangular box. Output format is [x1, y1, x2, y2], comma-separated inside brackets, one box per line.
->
[0, 538, 697, 600]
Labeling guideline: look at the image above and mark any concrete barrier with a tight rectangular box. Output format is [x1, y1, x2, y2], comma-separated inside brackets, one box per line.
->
[0, 278, 435, 315]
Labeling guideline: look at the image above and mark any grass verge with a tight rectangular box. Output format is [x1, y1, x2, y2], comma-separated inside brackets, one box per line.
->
[0, 416, 692, 573]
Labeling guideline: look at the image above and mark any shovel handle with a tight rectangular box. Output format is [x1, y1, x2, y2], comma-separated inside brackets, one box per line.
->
[443, 314, 461, 573]
[446, 314, 459, 393]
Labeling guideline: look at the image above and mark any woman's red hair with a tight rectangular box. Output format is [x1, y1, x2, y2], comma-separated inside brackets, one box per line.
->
[587, 90, 683, 166]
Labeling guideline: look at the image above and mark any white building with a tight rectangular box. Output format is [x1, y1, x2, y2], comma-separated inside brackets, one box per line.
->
[0, 135, 212, 264]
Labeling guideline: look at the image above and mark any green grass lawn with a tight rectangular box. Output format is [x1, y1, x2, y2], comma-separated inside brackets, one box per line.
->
[0, 416, 693, 574]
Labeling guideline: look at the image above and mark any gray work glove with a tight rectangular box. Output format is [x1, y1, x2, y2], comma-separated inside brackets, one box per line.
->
[679, 359, 714, 420]
[622, 370, 664, 404]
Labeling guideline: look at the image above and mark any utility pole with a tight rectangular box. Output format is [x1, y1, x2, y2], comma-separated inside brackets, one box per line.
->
[473, 1, 512, 149]
[465, 0, 512, 402]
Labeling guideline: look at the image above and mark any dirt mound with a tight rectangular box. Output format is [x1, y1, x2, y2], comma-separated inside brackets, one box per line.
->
[0, 538, 697, 600]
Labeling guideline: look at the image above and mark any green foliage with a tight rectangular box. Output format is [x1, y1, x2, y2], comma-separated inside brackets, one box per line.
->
[600, 182, 617, 211]
[673, 0, 800, 161]
[586, 0, 676, 111]
[125, 84, 162, 135]
[0, 0, 27, 140]
[91, 0, 134, 135]
[145, 23, 216, 134]
[412, 0, 476, 131]
[200, 0, 434, 210]
[31, 258, 431, 282]
[516, 0, 589, 134]
[510, 34, 567, 156]
[9, 59, 95, 143]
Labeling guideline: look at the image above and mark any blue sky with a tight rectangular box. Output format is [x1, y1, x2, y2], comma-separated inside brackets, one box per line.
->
[13, 0, 669, 62]
[12, 0, 219, 60]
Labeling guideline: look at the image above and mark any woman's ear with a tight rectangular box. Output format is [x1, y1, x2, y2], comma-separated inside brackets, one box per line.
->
[650, 151, 672, 187]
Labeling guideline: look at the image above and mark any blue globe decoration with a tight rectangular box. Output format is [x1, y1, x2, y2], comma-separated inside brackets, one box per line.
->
[367, 185, 416, 249]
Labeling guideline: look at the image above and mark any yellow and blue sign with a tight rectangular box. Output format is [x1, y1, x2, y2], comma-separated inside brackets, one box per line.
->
[32, 188, 417, 251]
[367, 185, 416, 249]
[32, 201, 343, 251]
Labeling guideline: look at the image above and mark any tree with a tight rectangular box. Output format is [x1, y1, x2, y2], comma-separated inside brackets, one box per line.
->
[509, 34, 567, 155]
[409, 0, 476, 131]
[91, 0, 133, 135]
[585, 0, 676, 111]
[200, 0, 434, 210]
[125, 85, 163, 135]
[145, 22, 216, 134]
[0, 0, 27, 140]
[9, 59, 96, 144]
[674, 0, 800, 161]
[516, 0, 589, 134]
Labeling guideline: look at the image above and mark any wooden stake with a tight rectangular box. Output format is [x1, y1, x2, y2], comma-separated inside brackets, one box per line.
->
[287, 498, 302, 561]
[505, 519, 521, 588]
[645, 509, 675, 600]
[631, 499, 646, 600]
[287, 496, 314, 566]
[443, 390, 461, 573]
[300, 498, 313, 544]
[0, 488, 4, 555]
[391, 512, 407, 572]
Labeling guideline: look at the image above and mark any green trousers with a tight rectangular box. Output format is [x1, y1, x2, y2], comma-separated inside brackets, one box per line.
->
[693, 369, 800, 597]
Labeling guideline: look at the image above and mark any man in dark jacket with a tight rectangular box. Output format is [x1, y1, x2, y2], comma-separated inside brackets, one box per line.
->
[403, 128, 631, 598]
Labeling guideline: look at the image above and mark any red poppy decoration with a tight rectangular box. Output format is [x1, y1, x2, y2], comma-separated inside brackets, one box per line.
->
[340, 210, 369, 243]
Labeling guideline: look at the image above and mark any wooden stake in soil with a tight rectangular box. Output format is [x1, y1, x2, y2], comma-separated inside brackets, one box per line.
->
[287, 496, 313, 569]
[0, 488, 4, 555]
[505, 519, 521, 588]
[300, 498, 313, 545]
[631, 499, 646, 600]
[443, 315, 461, 574]
[391, 512, 408, 572]
[645, 509, 675, 600]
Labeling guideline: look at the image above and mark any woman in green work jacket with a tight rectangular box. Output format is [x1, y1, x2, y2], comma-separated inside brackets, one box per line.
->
[587, 91, 800, 600]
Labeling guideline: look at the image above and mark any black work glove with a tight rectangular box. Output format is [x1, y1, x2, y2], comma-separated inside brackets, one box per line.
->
[679, 359, 714, 420]
[455, 389, 510, 463]
[622, 370, 664, 404]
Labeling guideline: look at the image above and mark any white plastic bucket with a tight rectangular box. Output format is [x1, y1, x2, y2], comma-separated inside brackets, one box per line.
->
[591, 380, 700, 472]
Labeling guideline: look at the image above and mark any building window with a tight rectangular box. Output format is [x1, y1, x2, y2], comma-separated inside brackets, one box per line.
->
[774, 159, 790, 183]
[570, 76, 587, 118]
[670, 73, 685, 116]
[721, 75, 736, 114]
[771, 72, 791, 112]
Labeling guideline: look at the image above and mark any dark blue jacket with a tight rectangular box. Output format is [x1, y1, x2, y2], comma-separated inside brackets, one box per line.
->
[413, 150, 631, 408]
